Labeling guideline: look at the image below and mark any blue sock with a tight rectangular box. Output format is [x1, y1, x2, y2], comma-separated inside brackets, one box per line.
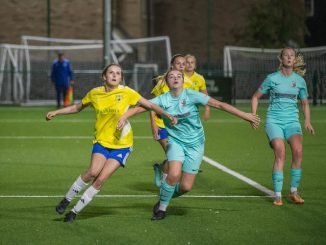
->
[159, 181, 176, 206]
[290, 168, 302, 191]
[272, 171, 284, 193]
[172, 183, 183, 198]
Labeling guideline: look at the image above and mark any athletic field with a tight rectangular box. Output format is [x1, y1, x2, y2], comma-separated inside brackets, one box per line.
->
[0, 104, 325, 244]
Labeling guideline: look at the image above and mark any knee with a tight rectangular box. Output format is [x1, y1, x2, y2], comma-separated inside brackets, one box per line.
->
[166, 173, 181, 186]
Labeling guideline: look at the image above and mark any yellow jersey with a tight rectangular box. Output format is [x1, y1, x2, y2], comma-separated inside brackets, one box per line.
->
[150, 75, 192, 128]
[185, 72, 207, 92]
[82, 85, 141, 149]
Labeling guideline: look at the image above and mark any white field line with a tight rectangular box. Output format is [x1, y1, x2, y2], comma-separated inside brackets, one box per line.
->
[0, 135, 274, 197]
[1, 119, 325, 123]
[0, 136, 152, 139]
[0, 194, 270, 199]
[203, 156, 274, 197]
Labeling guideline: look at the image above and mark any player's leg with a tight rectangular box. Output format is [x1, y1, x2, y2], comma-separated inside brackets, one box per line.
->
[65, 147, 131, 222]
[153, 127, 168, 187]
[266, 123, 286, 206]
[55, 147, 106, 215]
[286, 124, 304, 204]
[152, 159, 182, 221]
[173, 143, 204, 198]
[152, 140, 183, 220]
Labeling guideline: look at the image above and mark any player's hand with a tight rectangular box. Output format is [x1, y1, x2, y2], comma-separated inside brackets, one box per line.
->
[151, 124, 160, 140]
[304, 121, 315, 135]
[46, 111, 56, 121]
[117, 116, 127, 130]
[248, 113, 260, 129]
[168, 115, 178, 126]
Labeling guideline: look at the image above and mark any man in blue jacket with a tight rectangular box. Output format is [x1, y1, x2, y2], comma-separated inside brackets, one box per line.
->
[51, 51, 74, 108]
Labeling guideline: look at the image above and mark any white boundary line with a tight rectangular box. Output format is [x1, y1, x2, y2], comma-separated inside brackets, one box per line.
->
[0, 136, 152, 139]
[203, 156, 274, 197]
[0, 195, 270, 199]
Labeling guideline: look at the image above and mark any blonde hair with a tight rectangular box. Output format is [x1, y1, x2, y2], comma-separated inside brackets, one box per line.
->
[152, 54, 184, 87]
[278, 47, 306, 76]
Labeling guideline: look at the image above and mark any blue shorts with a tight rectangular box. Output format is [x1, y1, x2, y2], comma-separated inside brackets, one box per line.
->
[265, 121, 302, 141]
[166, 139, 204, 174]
[92, 142, 132, 167]
[157, 127, 168, 141]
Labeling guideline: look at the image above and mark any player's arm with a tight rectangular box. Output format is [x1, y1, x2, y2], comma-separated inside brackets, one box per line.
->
[200, 88, 210, 121]
[150, 111, 160, 140]
[117, 98, 177, 130]
[301, 99, 315, 135]
[46, 102, 85, 121]
[207, 98, 260, 129]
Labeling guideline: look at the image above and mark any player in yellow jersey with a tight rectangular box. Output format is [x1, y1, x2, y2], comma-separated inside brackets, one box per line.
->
[185, 54, 210, 121]
[46, 64, 176, 223]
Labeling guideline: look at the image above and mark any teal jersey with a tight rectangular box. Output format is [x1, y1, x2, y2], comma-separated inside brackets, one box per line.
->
[150, 89, 210, 146]
[259, 71, 308, 123]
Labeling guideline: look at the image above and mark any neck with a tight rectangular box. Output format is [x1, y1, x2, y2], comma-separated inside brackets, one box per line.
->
[105, 84, 119, 92]
[185, 71, 194, 77]
[170, 87, 183, 97]
[280, 66, 293, 76]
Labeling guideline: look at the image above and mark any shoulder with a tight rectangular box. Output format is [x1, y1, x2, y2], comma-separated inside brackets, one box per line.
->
[194, 72, 205, 80]
[267, 71, 279, 79]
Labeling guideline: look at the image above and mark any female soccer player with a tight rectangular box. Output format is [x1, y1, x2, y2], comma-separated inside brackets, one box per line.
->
[184, 54, 210, 121]
[151, 54, 193, 187]
[46, 64, 176, 223]
[118, 69, 260, 220]
[251, 47, 315, 206]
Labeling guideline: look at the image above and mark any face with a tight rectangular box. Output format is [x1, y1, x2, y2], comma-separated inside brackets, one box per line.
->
[281, 48, 296, 68]
[166, 70, 184, 90]
[102, 65, 122, 87]
[171, 57, 186, 72]
[185, 56, 196, 72]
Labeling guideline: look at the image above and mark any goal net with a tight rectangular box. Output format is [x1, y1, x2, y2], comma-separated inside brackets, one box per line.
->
[224, 46, 326, 101]
[0, 35, 171, 104]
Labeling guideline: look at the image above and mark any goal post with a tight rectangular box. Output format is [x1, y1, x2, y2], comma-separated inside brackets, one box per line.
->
[224, 46, 326, 101]
[0, 35, 172, 105]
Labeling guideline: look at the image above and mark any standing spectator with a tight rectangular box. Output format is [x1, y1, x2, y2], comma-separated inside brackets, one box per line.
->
[51, 51, 74, 108]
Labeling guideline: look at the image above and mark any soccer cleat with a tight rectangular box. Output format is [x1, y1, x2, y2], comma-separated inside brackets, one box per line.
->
[55, 198, 70, 214]
[273, 196, 283, 206]
[151, 201, 166, 221]
[64, 211, 77, 223]
[151, 210, 166, 221]
[288, 192, 304, 204]
[153, 163, 162, 188]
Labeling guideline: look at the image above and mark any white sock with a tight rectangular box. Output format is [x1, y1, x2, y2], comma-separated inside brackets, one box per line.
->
[65, 176, 88, 201]
[275, 192, 282, 198]
[72, 185, 99, 213]
[159, 203, 167, 211]
[290, 187, 298, 193]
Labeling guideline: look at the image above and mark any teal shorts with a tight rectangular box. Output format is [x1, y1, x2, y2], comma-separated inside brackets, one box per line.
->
[265, 121, 302, 141]
[166, 139, 204, 174]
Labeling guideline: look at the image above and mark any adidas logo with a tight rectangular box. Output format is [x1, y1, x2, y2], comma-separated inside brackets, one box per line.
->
[117, 154, 123, 158]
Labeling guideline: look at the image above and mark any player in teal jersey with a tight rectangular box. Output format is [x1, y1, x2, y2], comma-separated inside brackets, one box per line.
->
[251, 47, 315, 206]
[118, 69, 260, 220]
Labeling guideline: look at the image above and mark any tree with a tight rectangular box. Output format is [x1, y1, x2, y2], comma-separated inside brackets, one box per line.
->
[233, 0, 307, 48]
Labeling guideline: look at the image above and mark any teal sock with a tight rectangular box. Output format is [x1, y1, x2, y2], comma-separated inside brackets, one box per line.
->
[159, 181, 176, 206]
[290, 168, 302, 191]
[172, 183, 183, 198]
[272, 171, 284, 193]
